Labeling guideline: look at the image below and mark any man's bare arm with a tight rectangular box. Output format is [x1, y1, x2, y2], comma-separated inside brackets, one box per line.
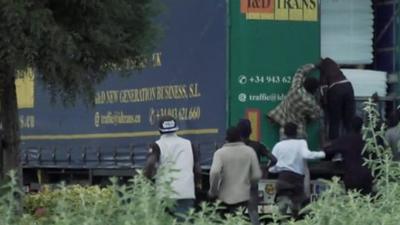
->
[192, 144, 202, 189]
[143, 143, 161, 179]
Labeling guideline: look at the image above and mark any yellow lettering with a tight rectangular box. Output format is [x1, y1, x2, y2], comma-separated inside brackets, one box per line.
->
[96, 83, 201, 105]
[275, 0, 289, 20]
[189, 83, 201, 98]
[149, 106, 201, 123]
[97, 111, 141, 127]
[289, 0, 303, 21]
[152, 52, 162, 67]
[19, 115, 36, 129]
[16, 68, 35, 109]
[303, 0, 318, 21]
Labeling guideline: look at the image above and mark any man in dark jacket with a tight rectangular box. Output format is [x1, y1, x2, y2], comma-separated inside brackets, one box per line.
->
[320, 57, 355, 140]
[237, 119, 277, 225]
[324, 116, 373, 194]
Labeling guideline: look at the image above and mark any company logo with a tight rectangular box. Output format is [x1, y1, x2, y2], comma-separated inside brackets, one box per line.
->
[241, 0, 275, 13]
[240, 0, 318, 22]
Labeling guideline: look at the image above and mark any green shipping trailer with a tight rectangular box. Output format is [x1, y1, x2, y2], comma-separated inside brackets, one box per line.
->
[228, 0, 320, 149]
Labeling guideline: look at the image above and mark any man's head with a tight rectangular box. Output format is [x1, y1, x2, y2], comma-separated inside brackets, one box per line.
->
[284, 122, 298, 138]
[319, 57, 346, 84]
[225, 126, 242, 143]
[303, 77, 319, 94]
[158, 116, 179, 134]
[352, 116, 363, 133]
[236, 119, 252, 139]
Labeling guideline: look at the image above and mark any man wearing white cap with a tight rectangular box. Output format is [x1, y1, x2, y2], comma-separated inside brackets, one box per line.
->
[144, 115, 201, 220]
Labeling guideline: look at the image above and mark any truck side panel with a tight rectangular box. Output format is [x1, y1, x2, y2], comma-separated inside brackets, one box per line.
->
[19, 0, 227, 169]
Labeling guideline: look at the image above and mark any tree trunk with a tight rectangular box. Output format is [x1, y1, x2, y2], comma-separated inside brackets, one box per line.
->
[0, 69, 21, 182]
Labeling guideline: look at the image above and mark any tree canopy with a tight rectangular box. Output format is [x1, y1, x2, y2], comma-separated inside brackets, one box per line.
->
[0, 0, 160, 102]
[0, 0, 160, 179]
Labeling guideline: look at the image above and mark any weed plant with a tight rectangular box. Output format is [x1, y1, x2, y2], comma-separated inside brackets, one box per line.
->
[287, 99, 400, 225]
[0, 99, 399, 225]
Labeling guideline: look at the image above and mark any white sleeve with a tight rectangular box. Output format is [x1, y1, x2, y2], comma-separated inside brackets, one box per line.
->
[300, 140, 325, 159]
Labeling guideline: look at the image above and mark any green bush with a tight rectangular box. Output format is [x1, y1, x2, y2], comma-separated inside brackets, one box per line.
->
[284, 99, 400, 225]
[1, 99, 399, 225]
[0, 170, 252, 225]
[24, 184, 113, 215]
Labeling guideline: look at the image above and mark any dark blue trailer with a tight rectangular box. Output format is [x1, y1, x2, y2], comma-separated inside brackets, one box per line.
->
[18, 0, 227, 186]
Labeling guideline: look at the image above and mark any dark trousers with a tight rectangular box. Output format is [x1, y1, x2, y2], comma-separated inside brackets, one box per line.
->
[169, 199, 194, 222]
[344, 170, 373, 195]
[219, 201, 248, 218]
[327, 82, 355, 140]
[275, 171, 305, 218]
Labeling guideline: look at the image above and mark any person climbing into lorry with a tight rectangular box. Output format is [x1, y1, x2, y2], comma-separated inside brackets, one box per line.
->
[320, 57, 355, 141]
[269, 122, 326, 219]
[324, 116, 373, 195]
[208, 127, 262, 218]
[267, 63, 321, 139]
[143, 115, 201, 221]
[237, 118, 277, 225]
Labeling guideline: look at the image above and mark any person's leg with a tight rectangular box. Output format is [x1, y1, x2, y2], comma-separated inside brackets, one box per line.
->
[290, 183, 306, 220]
[220, 201, 248, 218]
[327, 86, 343, 140]
[173, 199, 194, 222]
[342, 83, 356, 134]
[276, 195, 291, 215]
[248, 183, 260, 225]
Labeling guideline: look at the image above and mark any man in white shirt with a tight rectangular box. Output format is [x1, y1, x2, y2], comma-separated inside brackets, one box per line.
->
[269, 122, 325, 218]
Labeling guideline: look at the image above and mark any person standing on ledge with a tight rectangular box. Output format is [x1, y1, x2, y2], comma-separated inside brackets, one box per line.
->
[319, 57, 355, 141]
[324, 116, 373, 195]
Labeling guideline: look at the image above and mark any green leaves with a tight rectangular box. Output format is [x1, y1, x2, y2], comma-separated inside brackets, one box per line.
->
[0, 169, 253, 225]
[277, 99, 400, 225]
[0, 0, 160, 105]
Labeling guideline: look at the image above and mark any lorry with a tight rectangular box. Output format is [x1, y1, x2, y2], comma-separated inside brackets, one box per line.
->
[19, 0, 227, 187]
[17, 0, 399, 206]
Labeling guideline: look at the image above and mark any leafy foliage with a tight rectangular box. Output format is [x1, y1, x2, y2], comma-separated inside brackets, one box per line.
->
[24, 184, 114, 216]
[0, 0, 160, 182]
[0, 0, 160, 103]
[0, 170, 252, 225]
[283, 99, 400, 225]
[2, 99, 400, 224]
